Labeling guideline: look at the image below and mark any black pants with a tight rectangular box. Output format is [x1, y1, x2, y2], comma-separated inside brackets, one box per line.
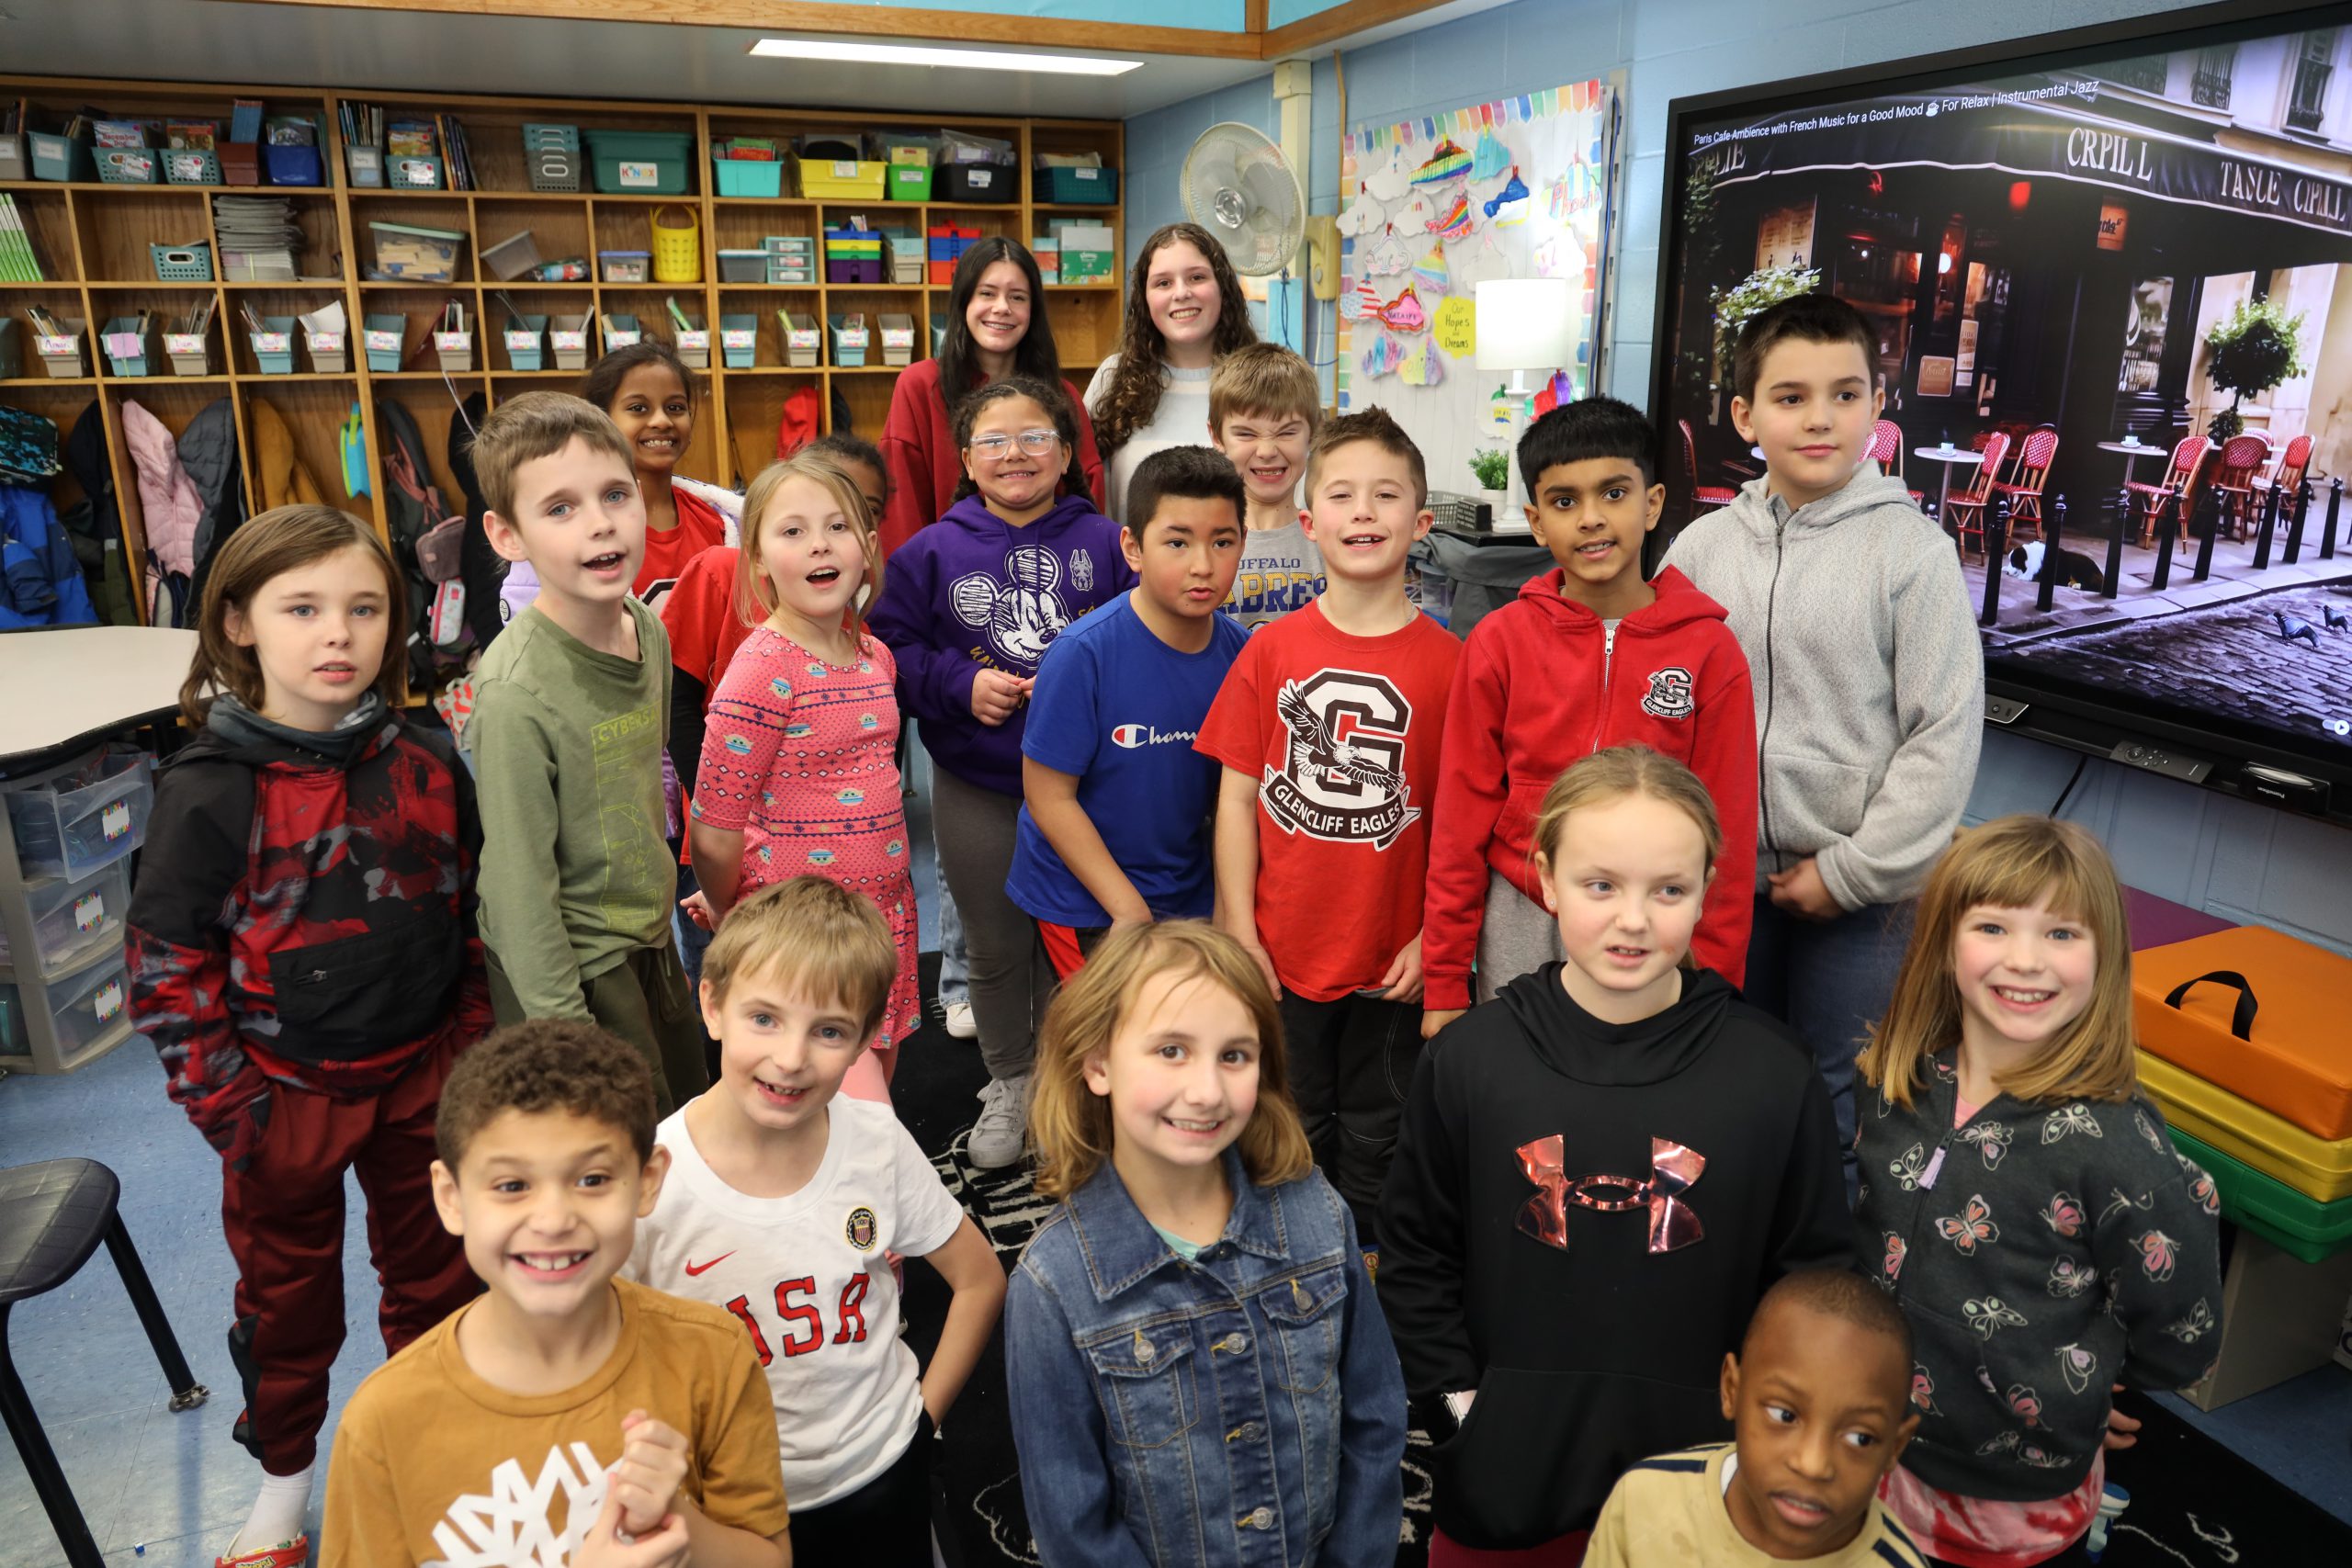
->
[788, 1413, 934, 1566]
[1277, 987, 1421, 1246]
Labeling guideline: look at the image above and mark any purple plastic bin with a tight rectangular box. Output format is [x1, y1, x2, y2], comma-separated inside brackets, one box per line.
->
[827, 258, 884, 285]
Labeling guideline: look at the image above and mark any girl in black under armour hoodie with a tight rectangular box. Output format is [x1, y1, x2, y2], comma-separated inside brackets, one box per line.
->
[1379, 746, 1850, 1564]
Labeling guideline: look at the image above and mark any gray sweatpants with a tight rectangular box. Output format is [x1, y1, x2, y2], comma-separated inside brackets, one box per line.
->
[929, 766, 1054, 1081]
[1476, 871, 1565, 1002]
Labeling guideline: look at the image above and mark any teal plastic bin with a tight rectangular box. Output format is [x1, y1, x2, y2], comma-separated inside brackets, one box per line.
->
[248, 316, 296, 375]
[585, 130, 694, 196]
[503, 314, 548, 372]
[719, 312, 758, 369]
[363, 313, 406, 372]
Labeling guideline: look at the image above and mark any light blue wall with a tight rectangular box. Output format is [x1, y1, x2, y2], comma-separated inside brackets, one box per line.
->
[1124, 0, 2352, 953]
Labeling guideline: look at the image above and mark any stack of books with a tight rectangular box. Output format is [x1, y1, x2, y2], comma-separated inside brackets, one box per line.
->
[0, 194, 48, 281]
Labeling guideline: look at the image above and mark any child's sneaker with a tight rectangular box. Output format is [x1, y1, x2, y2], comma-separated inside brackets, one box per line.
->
[216, 1536, 308, 1568]
[943, 1000, 978, 1040]
[968, 1073, 1030, 1168]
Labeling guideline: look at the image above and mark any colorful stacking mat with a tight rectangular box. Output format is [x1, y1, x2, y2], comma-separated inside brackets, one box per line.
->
[2132, 926, 2352, 1140]
[2140, 1051, 2352, 1202]
[2168, 1126, 2352, 1265]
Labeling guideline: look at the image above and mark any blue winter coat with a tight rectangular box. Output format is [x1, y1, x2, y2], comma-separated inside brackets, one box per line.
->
[1, 483, 99, 628]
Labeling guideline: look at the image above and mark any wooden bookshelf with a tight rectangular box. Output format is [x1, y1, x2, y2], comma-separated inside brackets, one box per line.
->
[0, 75, 1125, 625]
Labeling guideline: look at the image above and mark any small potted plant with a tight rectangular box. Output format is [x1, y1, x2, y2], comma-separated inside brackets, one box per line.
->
[1469, 447, 1511, 522]
[2203, 297, 2306, 443]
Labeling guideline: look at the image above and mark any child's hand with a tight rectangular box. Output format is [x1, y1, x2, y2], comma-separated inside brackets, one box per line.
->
[1421, 1008, 1465, 1041]
[607, 1411, 689, 1540]
[573, 1490, 690, 1568]
[1378, 934, 1425, 1004]
[1767, 858, 1844, 921]
[970, 670, 1032, 726]
[1232, 936, 1278, 994]
[2101, 1385, 2141, 1450]
[679, 890, 717, 931]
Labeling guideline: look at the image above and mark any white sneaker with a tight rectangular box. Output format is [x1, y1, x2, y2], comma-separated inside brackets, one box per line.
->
[943, 1000, 978, 1040]
[968, 1074, 1031, 1169]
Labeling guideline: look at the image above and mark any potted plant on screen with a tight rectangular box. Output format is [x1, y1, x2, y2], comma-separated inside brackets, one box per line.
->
[1469, 447, 1511, 524]
[1711, 265, 1822, 389]
[2203, 297, 2306, 443]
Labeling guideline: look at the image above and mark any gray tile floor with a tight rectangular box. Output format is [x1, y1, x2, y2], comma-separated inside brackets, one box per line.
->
[5, 751, 2346, 1565]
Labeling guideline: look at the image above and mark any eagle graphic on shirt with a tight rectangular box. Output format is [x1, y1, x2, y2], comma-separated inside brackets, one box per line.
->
[1261, 671, 1419, 849]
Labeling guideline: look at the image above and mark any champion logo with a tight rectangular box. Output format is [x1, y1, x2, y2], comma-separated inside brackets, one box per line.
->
[684, 1252, 736, 1277]
[1111, 722, 1198, 749]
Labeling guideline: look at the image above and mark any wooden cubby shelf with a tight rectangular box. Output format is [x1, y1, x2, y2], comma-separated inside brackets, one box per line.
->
[2, 73, 1125, 628]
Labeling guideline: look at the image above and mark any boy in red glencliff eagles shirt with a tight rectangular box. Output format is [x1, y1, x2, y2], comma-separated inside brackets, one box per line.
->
[1421, 397, 1757, 1038]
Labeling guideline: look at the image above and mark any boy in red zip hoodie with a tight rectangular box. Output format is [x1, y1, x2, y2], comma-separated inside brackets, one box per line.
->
[1421, 397, 1757, 1037]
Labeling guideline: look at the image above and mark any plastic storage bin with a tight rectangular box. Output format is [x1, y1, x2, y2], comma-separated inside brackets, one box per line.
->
[887, 165, 933, 202]
[586, 130, 694, 195]
[0, 952, 132, 1061]
[713, 156, 785, 198]
[601, 313, 642, 352]
[3, 747, 154, 881]
[305, 323, 347, 373]
[389, 153, 444, 190]
[877, 312, 916, 367]
[369, 222, 465, 283]
[524, 123, 582, 193]
[0, 860, 130, 976]
[936, 163, 1015, 203]
[481, 231, 542, 282]
[718, 249, 769, 284]
[101, 318, 160, 378]
[830, 313, 870, 368]
[798, 157, 887, 199]
[96, 147, 160, 185]
[345, 145, 383, 187]
[35, 321, 86, 378]
[0, 133, 26, 182]
[249, 316, 297, 375]
[503, 315, 548, 372]
[264, 143, 324, 186]
[550, 314, 592, 372]
[28, 130, 95, 183]
[779, 309, 820, 368]
[720, 312, 759, 369]
[600, 250, 650, 283]
[165, 331, 214, 376]
[163, 148, 222, 186]
[1038, 165, 1119, 204]
[151, 243, 215, 281]
[364, 314, 405, 372]
[434, 328, 475, 373]
[673, 314, 710, 370]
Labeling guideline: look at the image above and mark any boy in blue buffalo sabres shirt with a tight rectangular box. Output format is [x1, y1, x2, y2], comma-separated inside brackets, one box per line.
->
[1010, 446, 1250, 976]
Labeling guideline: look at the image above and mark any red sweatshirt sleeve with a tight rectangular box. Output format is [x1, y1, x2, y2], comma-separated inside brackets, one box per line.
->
[1422, 626, 1511, 1011]
[1069, 378, 1107, 510]
[880, 369, 940, 560]
[1688, 636, 1758, 988]
[127, 766, 270, 1167]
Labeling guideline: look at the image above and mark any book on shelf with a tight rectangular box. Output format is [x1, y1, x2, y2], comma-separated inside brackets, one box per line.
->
[0, 194, 47, 283]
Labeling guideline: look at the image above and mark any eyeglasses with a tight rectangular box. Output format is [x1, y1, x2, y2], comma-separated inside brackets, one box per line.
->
[968, 428, 1062, 459]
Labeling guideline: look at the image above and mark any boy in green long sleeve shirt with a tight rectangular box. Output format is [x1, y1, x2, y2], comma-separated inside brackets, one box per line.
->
[466, 391, 707, 1111]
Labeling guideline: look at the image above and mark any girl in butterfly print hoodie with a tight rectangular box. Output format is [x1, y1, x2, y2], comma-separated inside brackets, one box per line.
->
[1855, 818, 2222, 1529]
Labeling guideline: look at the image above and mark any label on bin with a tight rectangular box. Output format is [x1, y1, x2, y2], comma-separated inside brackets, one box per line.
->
[105, 331, 141, 355]
[74, 893, 104, 933]
[166, 333, 205, 354]
[310, 332, 344, 353]
[365, 330, 401, 352]
[435, 333, 473, 351]
[506, 331, 539, 350]
[723, 328, 758, 349]
[676, 331, 709, 350]
[619, 160, 659, 188]
[552, 329, 587, 350]
[833, 161, 860, 178]
[968, 169, 994, 188]
[95, 980, 124, 1022]
[37, 335, 77, 356]
[254, 333, 291, 353]
[102, 800, 130, 841]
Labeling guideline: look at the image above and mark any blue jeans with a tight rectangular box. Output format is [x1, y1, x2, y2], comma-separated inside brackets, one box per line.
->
[1744, 892, 1915, 1201]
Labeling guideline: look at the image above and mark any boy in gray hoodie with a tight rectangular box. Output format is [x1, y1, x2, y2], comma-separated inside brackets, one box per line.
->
[1663, 294, 1983, 1189]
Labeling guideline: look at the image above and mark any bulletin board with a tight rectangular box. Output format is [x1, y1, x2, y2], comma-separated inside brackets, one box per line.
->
[1336, 82, 1622, 502]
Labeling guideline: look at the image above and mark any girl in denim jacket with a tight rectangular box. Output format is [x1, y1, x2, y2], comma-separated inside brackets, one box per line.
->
[1005, 921, 1408, 1566]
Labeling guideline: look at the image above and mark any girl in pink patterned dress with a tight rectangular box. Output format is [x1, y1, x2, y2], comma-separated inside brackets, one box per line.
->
[688, 451, 918, 1091]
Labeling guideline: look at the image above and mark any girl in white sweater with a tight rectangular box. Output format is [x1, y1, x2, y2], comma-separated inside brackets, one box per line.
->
[1083, 221, 1259, 521]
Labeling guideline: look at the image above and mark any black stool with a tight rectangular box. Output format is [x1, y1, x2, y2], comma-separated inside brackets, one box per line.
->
[1, 1158, 209, 1568]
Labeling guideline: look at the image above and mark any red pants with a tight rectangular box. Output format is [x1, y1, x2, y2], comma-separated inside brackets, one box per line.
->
[220, 1033, 478, 1473]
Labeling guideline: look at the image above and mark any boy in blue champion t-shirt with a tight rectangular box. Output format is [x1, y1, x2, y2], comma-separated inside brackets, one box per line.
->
[1010, 446, 1250, 976]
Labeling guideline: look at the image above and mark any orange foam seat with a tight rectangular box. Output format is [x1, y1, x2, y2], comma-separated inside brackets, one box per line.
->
[2132, 926, 2352, 1140]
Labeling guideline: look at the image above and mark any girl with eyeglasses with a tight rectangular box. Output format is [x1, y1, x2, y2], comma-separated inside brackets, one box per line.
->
[870, 377, 1136, 1166]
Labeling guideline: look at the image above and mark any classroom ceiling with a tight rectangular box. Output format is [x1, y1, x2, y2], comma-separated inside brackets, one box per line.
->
[3, 2, 1278, 119]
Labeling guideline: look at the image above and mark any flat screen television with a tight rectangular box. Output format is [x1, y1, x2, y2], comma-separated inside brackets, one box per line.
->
[1652, 0, 2352, 823]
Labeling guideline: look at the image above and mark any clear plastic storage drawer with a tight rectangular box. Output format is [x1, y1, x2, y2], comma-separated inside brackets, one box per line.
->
[0, 859, 130, 976]
[1, 950, 130, 1057]
[4, 746, 154, 880]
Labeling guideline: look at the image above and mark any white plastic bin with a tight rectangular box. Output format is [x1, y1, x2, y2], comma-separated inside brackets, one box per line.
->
[1, 950, 130, 1059]
[0, 859, 130, 976]
[2, 746, 155, 881]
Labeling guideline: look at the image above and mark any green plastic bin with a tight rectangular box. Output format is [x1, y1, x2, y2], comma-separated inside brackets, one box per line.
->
[585, 130, 695, 196]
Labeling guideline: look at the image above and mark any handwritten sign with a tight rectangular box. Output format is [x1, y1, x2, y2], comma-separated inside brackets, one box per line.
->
[1434, 295, 1478, 358]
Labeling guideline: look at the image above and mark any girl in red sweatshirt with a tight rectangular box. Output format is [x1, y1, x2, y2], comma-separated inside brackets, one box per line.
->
[877, 237, 1104, 558]
[1422, 398, 1758, 1037]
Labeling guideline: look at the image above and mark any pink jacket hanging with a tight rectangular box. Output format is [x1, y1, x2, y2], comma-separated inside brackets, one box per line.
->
[120, 399, 204, 623]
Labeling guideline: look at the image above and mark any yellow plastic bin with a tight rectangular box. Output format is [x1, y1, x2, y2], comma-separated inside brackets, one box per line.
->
[651, 205, 702, 285]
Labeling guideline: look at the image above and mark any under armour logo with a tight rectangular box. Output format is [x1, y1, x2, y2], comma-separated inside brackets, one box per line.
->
[1515, 1134, 1706, 1253]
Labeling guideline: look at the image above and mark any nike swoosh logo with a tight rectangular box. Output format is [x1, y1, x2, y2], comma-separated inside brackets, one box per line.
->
[684, 1253, 735, 1277]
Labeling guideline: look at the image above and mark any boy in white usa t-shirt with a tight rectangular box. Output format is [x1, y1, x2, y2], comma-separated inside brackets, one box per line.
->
[629, 877, 1006, 1564]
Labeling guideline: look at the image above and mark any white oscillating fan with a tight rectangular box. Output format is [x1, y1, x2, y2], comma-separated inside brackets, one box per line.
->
[1182, 121, 1306, 276]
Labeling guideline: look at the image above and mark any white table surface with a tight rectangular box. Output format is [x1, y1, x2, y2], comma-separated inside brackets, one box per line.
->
[0, 626, 199, 769]
[1913, 446, 1985, 465]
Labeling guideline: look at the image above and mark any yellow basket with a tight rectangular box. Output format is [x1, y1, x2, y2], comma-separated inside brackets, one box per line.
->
[651, 205, 701, 284]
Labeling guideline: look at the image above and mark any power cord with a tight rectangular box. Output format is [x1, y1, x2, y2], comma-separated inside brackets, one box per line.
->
[2049, 755, 2089, 818]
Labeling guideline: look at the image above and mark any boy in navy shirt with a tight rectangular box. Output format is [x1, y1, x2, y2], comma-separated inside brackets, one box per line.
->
[1010, 446, 1250, 975]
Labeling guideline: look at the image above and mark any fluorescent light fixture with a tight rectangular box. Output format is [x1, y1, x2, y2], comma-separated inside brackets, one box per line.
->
[751, 39, 1141, 75]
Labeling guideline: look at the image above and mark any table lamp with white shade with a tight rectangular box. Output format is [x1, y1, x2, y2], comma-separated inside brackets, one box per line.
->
[1475, 276, 1579, 525]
